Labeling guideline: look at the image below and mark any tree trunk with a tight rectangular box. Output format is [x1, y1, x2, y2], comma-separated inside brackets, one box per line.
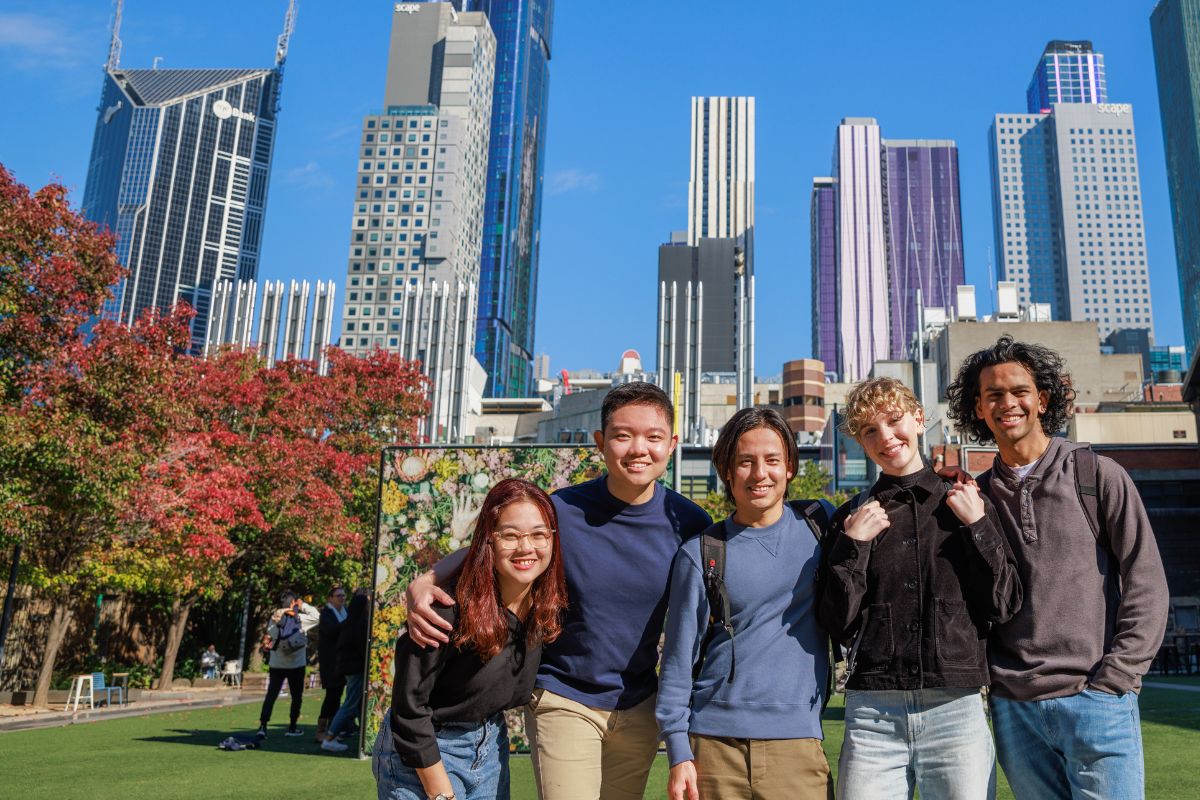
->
[156, 595, 197, 689]
[32, 601, 73, 707]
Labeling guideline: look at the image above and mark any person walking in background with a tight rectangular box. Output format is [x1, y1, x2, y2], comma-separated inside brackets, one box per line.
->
[316, 585, 348, 743]
[257, 591, 320, 739]
[657, 407, 833, 800]
[199, 644, 221, 680]
[819, 377, 1022, 799]
[372, 478, 567, 800]
[321, 587, 370, 753]
[945, 336, 1169, 799]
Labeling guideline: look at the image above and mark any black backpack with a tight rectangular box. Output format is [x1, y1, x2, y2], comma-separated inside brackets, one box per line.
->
[692, 499, 837, 709]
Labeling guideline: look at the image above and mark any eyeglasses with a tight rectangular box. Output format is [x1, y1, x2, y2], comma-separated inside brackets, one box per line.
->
[492, 530, 553, 550]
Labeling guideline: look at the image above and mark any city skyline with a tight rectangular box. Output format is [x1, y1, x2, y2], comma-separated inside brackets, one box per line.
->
[0, 0, 1187, 377]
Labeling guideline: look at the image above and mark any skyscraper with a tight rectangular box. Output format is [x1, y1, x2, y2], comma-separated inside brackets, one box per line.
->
[339, 2, 495, 441]
[82, 2, 295, 351]
[990, 41, 1153, 341]
[882, 140, 965, 359]
[417, 0, 554, 399]
[834, 118, 889, 382]
[1151, 0, 1200, 360]
[810, 177, 838, 376]
[1027, 40, 1108, 114]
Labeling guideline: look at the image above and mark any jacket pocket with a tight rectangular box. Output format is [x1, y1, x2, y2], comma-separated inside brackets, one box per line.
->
[854, 603, 893, 675]
[935, 598, 979, 667]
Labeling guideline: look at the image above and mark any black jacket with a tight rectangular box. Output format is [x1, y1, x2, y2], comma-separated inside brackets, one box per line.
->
[818, 468, 1022, 691]
[317, 605, 346, 684]
[336, 593, 370, 678]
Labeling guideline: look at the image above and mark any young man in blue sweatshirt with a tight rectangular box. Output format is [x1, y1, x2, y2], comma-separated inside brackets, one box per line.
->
[657, 407, 831, 800]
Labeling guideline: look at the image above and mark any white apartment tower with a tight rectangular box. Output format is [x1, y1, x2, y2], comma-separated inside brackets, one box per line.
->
[990, 103, 1153, 339]
[340, 3, 495, 442]
[835, 118, 890, 382]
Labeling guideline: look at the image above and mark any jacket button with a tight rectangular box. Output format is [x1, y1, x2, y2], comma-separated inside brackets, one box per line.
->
[905, 579, 917, 590]
[908, 621, 919, 632]
[909, 664, 919, 675]
[905, 538, 916, 546]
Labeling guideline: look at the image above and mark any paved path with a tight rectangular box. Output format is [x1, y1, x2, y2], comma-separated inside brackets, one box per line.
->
[1143, 681, 1200, 693]
[0, 693, 257, 733]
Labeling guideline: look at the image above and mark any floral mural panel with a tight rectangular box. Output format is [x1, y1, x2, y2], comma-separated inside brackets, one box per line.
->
[362, 445, 611, 756]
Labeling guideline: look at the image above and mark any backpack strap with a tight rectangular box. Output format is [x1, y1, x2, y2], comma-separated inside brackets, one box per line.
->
[794, 498, 837, 711]
[1073, 445, 1110, 554]
[693, 523, 735, 683]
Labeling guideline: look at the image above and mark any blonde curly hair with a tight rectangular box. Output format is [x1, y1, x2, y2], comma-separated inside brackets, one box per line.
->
[839, 377, 924, 438]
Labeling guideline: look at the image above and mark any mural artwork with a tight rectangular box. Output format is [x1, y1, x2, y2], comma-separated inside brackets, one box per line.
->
[362, 445, 608, 756]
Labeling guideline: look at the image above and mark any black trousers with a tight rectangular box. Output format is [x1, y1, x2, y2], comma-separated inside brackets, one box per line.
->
[318, 675, 345, 720]
[259, 666, 305, 726]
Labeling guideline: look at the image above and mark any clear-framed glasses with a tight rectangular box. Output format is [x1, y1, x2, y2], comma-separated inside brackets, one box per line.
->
[492, 529, 554, 550]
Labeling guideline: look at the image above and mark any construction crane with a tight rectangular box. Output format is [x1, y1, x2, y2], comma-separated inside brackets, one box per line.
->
[275, 0, 297, 69]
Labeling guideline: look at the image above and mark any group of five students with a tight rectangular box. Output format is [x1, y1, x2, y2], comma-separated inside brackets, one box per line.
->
[380, 335, 1167, 800]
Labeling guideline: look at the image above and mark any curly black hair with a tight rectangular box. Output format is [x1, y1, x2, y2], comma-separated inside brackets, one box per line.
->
[945, 335, 1076, 444]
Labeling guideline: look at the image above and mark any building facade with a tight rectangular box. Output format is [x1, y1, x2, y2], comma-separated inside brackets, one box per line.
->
[782, 359, 826, 434]
[1151, 0, 1200, 362]
[1026, 40, 1108, 114]
[205, 278, 337, 373]
[689, 97, 755, 253]
[82, 9, 290, 351]
[339, 3, 495, 441]
[881, 140, 966, 359]
[811, 178, 839, 377]
[833, 118, 890, 382]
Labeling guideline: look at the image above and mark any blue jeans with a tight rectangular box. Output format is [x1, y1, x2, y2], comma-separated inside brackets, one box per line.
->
[328, 673, 363, 737]
[991, 690, 1144, 800]
[372, 712, 510, 800]
[837, 688, 995, 800]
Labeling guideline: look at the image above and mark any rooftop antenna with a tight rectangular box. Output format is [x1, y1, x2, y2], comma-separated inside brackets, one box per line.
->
[105, 0, 123, 72]
[152, 56, 163, 70]
[275, 0, 297, 69]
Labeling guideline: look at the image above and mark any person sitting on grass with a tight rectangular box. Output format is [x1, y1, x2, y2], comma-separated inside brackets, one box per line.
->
[818, 377, 1022, 799]
[372, 478, 567, 800]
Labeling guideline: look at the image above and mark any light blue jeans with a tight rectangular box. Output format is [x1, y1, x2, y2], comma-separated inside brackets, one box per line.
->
[991, 689, 1144, 799]
[328, 672, 363, 737]
[372, 712, 510, 800]
[837, 688, 995, 800]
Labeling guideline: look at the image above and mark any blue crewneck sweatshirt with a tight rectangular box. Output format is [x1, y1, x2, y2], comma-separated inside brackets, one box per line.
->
[538, 475, 712, 710]
[656, 504, 827, 766]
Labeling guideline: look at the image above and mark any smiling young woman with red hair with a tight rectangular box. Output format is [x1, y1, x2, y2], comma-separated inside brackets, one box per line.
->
[372, 478, 566, 800]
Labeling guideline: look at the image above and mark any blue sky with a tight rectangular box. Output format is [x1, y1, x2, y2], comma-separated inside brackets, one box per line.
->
[0, 0, 1184, 378]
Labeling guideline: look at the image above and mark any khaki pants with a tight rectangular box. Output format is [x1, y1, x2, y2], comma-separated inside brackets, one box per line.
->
[524, 688, 659, 800]
[691, 734, 833, 800]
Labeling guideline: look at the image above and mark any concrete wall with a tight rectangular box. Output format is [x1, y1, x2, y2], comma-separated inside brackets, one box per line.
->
[1070, 411, 1197, 445]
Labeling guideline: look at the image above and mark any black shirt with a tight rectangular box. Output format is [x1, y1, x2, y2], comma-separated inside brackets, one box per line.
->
[390, 597, 541, 768]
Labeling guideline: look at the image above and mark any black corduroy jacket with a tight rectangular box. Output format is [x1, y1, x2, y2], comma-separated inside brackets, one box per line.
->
[818, 468, 1022, 691]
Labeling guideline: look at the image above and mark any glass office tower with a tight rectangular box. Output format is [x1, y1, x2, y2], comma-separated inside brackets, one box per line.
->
[810, 177, 838, 376]
[420, 0, 555, 398]
[82, 67, 282, 351]
[1027, 40, 1108, 114]
[882, 140, 966, 360]
[1151, 0, 1200, 360]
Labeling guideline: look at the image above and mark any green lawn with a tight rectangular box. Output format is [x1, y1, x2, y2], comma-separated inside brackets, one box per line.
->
[0, 686, 1196, 799]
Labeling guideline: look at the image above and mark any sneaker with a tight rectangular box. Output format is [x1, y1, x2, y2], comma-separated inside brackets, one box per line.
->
[255, 725, 267, 740]
[284, 726, 303, 737]
[320, 738, 349, 753]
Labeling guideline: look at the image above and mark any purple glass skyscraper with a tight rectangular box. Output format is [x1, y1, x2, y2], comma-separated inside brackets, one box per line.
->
[810, 177, 839, 375]
[1026, 40, 1107, 114]
[882, 141, 966, 359]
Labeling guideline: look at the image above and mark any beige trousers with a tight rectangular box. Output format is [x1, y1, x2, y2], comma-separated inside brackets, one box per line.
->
[690, 734, 833, 800]
[524, 688, 660, 800]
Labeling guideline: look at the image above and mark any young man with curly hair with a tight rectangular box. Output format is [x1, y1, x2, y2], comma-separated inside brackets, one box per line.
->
[946, 336, 1168, 800]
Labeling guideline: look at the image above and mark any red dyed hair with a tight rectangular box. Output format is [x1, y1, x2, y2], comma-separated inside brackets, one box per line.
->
[454, 478, 566, 661]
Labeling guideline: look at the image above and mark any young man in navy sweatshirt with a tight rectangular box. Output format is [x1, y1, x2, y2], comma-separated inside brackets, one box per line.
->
[406, 382, 711, 800]
[657, 407, 831, 800]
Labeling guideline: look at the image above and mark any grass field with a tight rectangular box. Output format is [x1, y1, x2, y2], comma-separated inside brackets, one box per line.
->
[1, 685, 1197, 799]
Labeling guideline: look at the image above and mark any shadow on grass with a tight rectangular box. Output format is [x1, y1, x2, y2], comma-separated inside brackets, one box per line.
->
[134, 728, 362, 758]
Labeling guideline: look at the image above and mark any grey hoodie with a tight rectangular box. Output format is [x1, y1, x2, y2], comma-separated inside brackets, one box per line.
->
[983, 437, 1168, 701]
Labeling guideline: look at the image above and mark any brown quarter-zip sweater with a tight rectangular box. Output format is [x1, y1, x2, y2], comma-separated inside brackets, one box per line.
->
[983, 437, 1169, 701]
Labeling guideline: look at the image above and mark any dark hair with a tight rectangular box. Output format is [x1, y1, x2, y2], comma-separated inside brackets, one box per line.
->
[279, 590, 297, 606]
[711, 407, 798, 500]
[327, 585, 345, 598]
[454, 479, 567, 661]
[946, 335, 1076, 444]
[599, 381, 674, 434]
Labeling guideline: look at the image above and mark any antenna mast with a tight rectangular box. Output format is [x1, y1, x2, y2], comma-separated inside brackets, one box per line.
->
[275, 0, 297, 68]
[106, 0, 123, 72]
